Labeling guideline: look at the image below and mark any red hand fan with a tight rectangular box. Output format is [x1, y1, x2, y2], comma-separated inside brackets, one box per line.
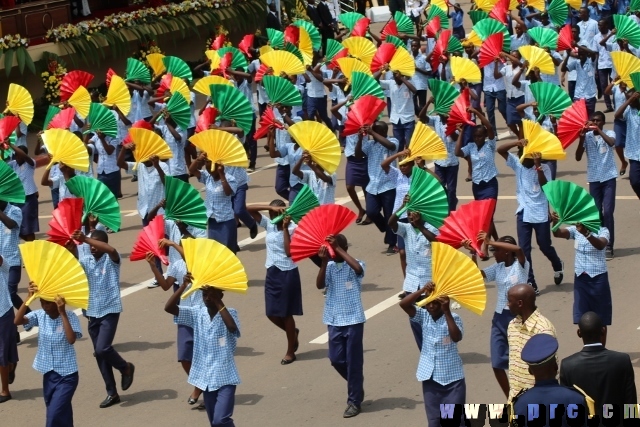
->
[47, 198, 83, 246]
[284, 26, 300, 45]
[489, 0, 509, 25]
[238, 34, 255, 57]
[431, 29, 452, 71]
[254, 106, 284, 140]
[381, 20, 399, 40]
[557, 98, 588, 149]
[219, 52, 233, 78]
[343, 95, 387, 137]
[60, 71, 94, 102]
[478, 33, 505, 68]
[211, 34, 226, 50]
[122, 120, 154, 145]
[0, 116, 20, 142]
[446, 88, 475, 136]
[48, 107, 76, 130]
[255, 63, 271, 82]
[370, 43, 397, 73]
[557, 24, 573, 52]
[196, 107, 219, 134]
[130, 215, 169, 265]
[106, 68, 117, 88]
[156, 73, 172, 98]
[425, 16, 441, 39]
[352, 18, 371, 37]
[329, 49, 349, 70]
[436, 199, 497, 258]
[290, 204, 357, 262]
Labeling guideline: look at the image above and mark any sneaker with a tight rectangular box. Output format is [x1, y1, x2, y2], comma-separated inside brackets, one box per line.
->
[553, 261, 564, 285]
[247, 166, 256, 173]
[529, 282, 540, 296]
[147, 281, 159, 289]
[385, 246, 397, 255]
[249, 224, 258, 239]
[605, 248, 614, 260]
[343, 404, 361, 418]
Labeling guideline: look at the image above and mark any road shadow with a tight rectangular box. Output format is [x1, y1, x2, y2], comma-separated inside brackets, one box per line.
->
[246, 279, 265, 289]
[608, 247, 640, 258]
[364, 396, 422, 412]
[114, 341, 174, 352]
[361, 283, 394, 292]
[296, 348, 327, 361]
[11, 388, 42, 401]
[119, 389, 178, 407]
[235, 346, 265, 357]
[556, 170, 584, 178]
[540, 283, 573, 294]
[460, 352, 491, 364]
[236, 393, 263, 405]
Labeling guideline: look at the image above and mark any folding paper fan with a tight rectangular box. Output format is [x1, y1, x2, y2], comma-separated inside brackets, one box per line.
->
[557, 98, 588, 149]
[630, 72, 640, 92]
[194, 75, 233, 96]
[385, 35, 407, 50]
[429, 78, 460, 115]
[46, 198, 83, 246]
[125, 58, 151, 84]
[5, 84, 33, 125]
[253, 106, 284, 140]
[254, 60, 271, 81]
[21, 240, 89, 310]
[529, 82, 572, 119]
[396, 166, 449, 227]
[328, 48, 349, 71]
[259, 45, 274, 58]
[447, 34, 464, 54]
[42, 129, 89, 172]
[130, 128, 173, 167]
[518, 45, 555, 75]
[157, 73, 174, 98]
[146, 52, 166, 78]
[169, 76, 191, 105]
[632, 0, 640, 12]
[473, 18, 510, 51]
[370, 43, 397, 74]
[351, 71, 385, 101]
[399, 122, 447, 164]
[548, 0, 569, 27]
[343, 95, 387, 137]
[521, 119, 566, 162]
[351, 18, 371, 37]
[431, 30, 452, 71]
[478, 32, 505, 68]
[267, 28, 285, 49]
[102, 75, 131, 116]
[556, 24, 573, 51]
[464, 30, 483, 47]
[436, 199, 497, 257]
[381, 20, 400, 40]
[0, 161, 25, 203]
[450, 56, 482, 84]
[163, 56, 193, 81]
[431, 0, 449, 10]
[48, 107, 76, 130]
[195, 107, 219, 134]
[106, 68, 116, 88]
[298, 28, 314, 66]
[292, 19, 322, 51]
[389, 46, 416, 77]
[290, 204, 357, 262]
[564, 0, 582, 9]
[425, 16, 442, 39]
[469, 10, 489, 25]
[340, 11, 366, 31]
[271, 185, 320, 224]
[59, 71, 94, 102]
[211, 34, 226, 50]
[287, 121, 341, 174]
[130, 215, 169, 265]
[426, 6, 449, 30]
[528, 27, 558, 50]
[85, 103, 117, 137]
[612, 51, 640, 88]
[394, 10, 416, 33]
[417, 242, 486, 315]
[336, 57, 372, 83]
[164, 176, 207, 229]
[263, 75, 303, 106]
[543, 180, 601, 232]
[0, 116, 20, 142]
[209, 84, 254, 134]
[189, 129, 249, 167]
[325, 39, 345, 62]
[342, 36, 377, 66]
[42, 106, 61, 131]
[65, 175, 121, 232]
[489, 0, 509, 24]
[445, 88, 475, 136]
[283, 42, 305, 65]
[260, 50, 306, 77]
[68, 86, 91, 119]
[122, 119, 153, 145]
[165, 93, 191, 130]
[238, 34, 255, 57]
[218, 47, 249, 71]
[526, 0, 546, 10]
[474, 0, 495, 12]
[205, 49, 222, 72]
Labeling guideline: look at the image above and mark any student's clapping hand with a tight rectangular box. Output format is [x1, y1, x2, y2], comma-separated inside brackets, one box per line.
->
[158, 238, 173, 249]
[576, 223, 589, 237]
[325, 234, 337, 249]
[149, 155, 160, 166]
[182, 273, 194, 287]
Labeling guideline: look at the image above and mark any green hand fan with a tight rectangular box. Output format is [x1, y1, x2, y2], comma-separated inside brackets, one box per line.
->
[162, 56, 193, 82]
[84, 103, 118, 137]
[166, 93, 191, 130]
[292, 19, 322, 51]
[385, 35, 407, 50]
[547, 0, 568, 28]
[528, 27, 558, 50]
[351, 72, 385, 101]
[125, 58, 151, 84]
[267, 28, 285, 49]
[284, 42, 305, 64]
[614, 15, 640, 48]
[164, 176, 207, 229]
[209, 84, 254, 134]
[66, 175, 121, 232]
[394, 11, 416, 33]
[631, 0, 640, 12]
[43, 106, 61, 130]
[630, 73, 640, 96]
[396, 166, 449, 228]
[446, 36, 464, 54]
[469, 10, 489, 25]
[542, 180, 601, 233]
[426, 6, 450, 30]
[218, 47, 249, 72]
[473, 18, 510, 51]
[326, 39, 345, 61]
[429, 79, 460, 115]
[340, 11, 365, 31]
[263, 75, 303, 106]
[271, 184, 320, 224]
[0, 161, 25, 203]
[529, 82, 572, 120]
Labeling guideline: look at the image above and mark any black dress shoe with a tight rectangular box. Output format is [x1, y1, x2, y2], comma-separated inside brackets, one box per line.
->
[0, 394, 11, 403]
[99, 395, 120, 408]
[121, 363, 135, 391]
[343, 404, 361, 418]
[8, 366, 15, 385]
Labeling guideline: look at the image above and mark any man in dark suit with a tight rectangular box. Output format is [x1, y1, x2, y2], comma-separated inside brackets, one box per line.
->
[316, 0, 335, 53]
[266, 2, 282, 31]
[306, 0, 322, 28]
[560, 312, 637, 420]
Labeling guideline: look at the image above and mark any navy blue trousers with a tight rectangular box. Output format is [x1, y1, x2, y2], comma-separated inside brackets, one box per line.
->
[307, 96, 334, 130]
[51, 188, 60, 209]
[8, 265, 26, 311]
[232, 184, 256, 230]
[422, 378, 466, 427]
[574, 272, 612, 325]
[589, 178, 616, 249]
[88, 313, 128, 396]
[392, 120, 416, 152]
[97, 170, 121, 199]
[43, 371, 78, 427]
[289, 182, 304, 205]
[328, 323, 364, 407]
[365, 188, 397, 247]
[630, 160, 640, 201]
[207, 218, 238, 254]
[203, 384, 236, 427]
[245, 114, 257, 168]
[484, 90, 507, 133]
[516, 212, 563, 287]
[410, 318, 423, 351]
[275, 165, 290, 200]
[434, 164, 459, 212]
[471, 177, 498, 200]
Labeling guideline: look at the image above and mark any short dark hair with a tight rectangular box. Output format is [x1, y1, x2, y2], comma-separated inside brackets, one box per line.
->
[89, 229, 108, 243]
[592, 111, 606, 122]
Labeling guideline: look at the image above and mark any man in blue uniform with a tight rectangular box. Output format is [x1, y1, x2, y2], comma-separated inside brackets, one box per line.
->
[513, 334, 589, 427]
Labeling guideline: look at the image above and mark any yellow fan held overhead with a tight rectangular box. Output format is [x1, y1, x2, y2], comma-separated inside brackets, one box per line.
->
[189, 129, 249, 168]
[194, 75, 233, 96]
[146, 53, 166, 78]
[42, 129, 90, 172]
[129, 128, 173, 169]
[389, 48, 416, 78]
[102, 75, 131, 116]
[169, 77, 191, 104]
[399, 122, 448, 165]
[181, 238, 248, 299]
[450, 56, 482, 84]
[520, 119, 567, 163]
[610, 51, 640, 89]
[564, 0, 582, 9]
[20, 240, 89, 310]
[299, 28, 314, 66]
[260, 50, 306, 77]
[259, 45, 274, 57]
[205, 50, 222, 72]
[68, 86, 91, 118]
[525, 0, 546, 11]
[341, 36, 377, 67]
[473, 0, 495, 11]
[287, 121, 341, 174]
[430, 0, 448, 11]
[5, 84, 34, 125]
[518, 46, 555, 75]
[336, 57, 372, 89]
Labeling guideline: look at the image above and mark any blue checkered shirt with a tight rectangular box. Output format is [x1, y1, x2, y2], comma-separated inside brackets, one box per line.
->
[566, 58, 597, 100]
[199, 170, 237, 222]
[483, 260, 530, 313]
[157, 124, 188, 177]
[92, 134, 119, 174]
[279, 142, 310, 187]
[8, 160, 37, 195]
[613, 86, 627, 111]
[0, 204, 22, 267]
[506, 153, 551, 223]
[379, 80, 415, 124]
[411, 308, 464, 384]
[167, 259, 204, 310]
[301, 170, 336, 205]
[510, 33, 532, 51]
[344, 132, 359, 158]
[362, 138, 399, 194]
[583, 130, 617, 183]
[259, 214, 298, 271]
[322, 260, 366, 326]
[411, 54, 431, 91]
[623, 106, 640, 161]
[0, 261, 11, 316]
[176, 305, 241, 392]
[166, 219, 184, 264]
[566, 226, 609, 277]
[396, 222, 439, 293]
[273, 113, 301, 166]
[226, 166, 249, 188]
[126, 161, 169, 218]
[54, 175, 76, 203]
[76, 144, 95, 178]
[483, 64, 506, 92]
[429, 115, 459, 167]
[540, 51, 562, 85]
[461, 139, 498, 184]
[389, 167, 410, 218]
[129, 90, 152, 122]
[24, 309, 82, 376]
[80, 252, 122, 318]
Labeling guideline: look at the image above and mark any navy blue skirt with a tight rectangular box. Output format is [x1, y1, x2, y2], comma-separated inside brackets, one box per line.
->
[490, 309, 515, 370]
[614, 118, 626, 148]
[506, 95, 525, 125]
[574, 272, 612, 325]
[472, 177, 499, 200]
[265, 266, 303, 317]
[177, 324, 194, 362]
[17, 192, 39, 235]
[346, 156, 369, 187]
[0, 308, 18, 366]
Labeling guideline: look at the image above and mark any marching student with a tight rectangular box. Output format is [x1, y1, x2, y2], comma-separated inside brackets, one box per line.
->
[561, 42, 598, 118]
[6, 144, 37, 242]
[0, 200, 23, 318]
[614, 89, 640, 202]
[87, 130, 121, 199]
[605, 77, 629, 175]
[41, 159, 77, 203]
[151, 108, 188, 182]
[376, 70, 417, 152]
[291, 151, 337, 205]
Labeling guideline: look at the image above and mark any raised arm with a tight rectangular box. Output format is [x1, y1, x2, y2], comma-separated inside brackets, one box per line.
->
[72, 231, 119, 263]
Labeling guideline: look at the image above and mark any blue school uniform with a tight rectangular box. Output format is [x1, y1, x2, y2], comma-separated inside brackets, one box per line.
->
[9, 158, 38, 235]
[461, 138, 499, 200]
[126, 161, 169, 220]
[199, 170, 238, 251]
[430, 115, 459, 211]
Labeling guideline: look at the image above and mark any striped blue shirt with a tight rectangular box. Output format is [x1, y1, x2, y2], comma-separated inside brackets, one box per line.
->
[362, 137, 399, 194]
[567, 226, 609, 277]
[583, 130, 617, 183]
[80, 252, 122, 318]
[461, 139, 498, 184]
[0, 204, 22, 267]
[506, 153, 551, 223]
[199, 170, 237, 222]
[483, 260, 530, 313]
[396, 222, 439, 293]
[259, 214, 298, 271]
[322, 260, 366, 326]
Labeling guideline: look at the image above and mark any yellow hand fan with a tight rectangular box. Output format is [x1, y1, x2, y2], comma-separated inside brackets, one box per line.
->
[287, 121, 341, 174]
[611, 51, 640, 88]
[509, 0, 519, 9]
[474, 0, 495, 12]
[465, 31, 483, 47]
[430, 0, 448, 11]
[525, 0, 546, 11]
[299, 27, 314, 66]
[518, 45, 555, 75]
[450, 56, 482, 84]
[400, 122, 447, 165]
[342, 36, 377, 66]
[260, 50, 306, 77]
[521, 119, 567, 163]
[194, 75, 233, 96]
[417, 242, 486, 315]
[206, 49, 222, 72]
[4, 84, 34, 125]
[181, 237, 248, 299]
[68, 86, 91, 118]
[102, 75, 131, 117]
[565, 0, 582, 9]
[189, 129, 249, 168]
[129, 128, 173, 169]
[336, 57, 372, 83]
[42, 129, 89, 172]
[389, 47, 416, 77]
[20, 240, 89, 310]
[259, 45, 274, 57]
[169, 77, 191, 104]
[147, 53, 166, 78]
